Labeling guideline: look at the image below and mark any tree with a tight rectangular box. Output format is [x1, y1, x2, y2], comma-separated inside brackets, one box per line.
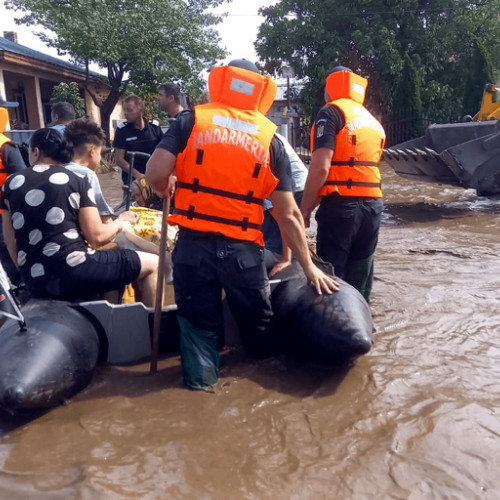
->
[255, 0, 500, 133]
[462, 38, 495, 118]
[7, 0, 227, 139]
[391, 53, 423, 142]
[50, 82, 85, 117]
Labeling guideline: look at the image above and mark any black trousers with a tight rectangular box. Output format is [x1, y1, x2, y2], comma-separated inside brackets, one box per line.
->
[172, 229, 273, 358]
[315, 194, 383, 300]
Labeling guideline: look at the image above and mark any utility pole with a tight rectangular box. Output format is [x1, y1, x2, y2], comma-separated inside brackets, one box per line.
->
[281, 65, 295, 144]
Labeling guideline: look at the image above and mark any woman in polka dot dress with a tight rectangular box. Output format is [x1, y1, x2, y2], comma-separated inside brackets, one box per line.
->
[0, 128, 159, 306]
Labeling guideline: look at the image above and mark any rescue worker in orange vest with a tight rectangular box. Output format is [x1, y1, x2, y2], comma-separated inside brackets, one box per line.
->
[301, 66, 386, 303]
[146, 59, 338, 390]
[0, 95, 27, 287]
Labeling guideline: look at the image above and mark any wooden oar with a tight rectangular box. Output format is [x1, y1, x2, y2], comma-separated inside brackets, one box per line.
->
[150, 196, 170, 375]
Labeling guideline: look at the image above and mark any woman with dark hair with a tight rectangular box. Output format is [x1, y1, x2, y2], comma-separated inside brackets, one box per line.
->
[0, 128, 159, 305]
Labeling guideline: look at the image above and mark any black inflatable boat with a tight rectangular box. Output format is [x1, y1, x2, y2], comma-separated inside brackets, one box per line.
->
[0, 260, 374, 413]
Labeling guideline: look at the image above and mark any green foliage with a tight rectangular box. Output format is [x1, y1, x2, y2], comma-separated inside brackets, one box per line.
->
[50, 82, 85, 117]
[7, 0, 227, 137]
[256, 0, 500, 131]
[462, 38, 495, 117]
[391, 53, 423, 138]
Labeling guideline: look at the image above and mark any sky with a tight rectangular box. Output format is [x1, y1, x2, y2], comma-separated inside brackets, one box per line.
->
[213, 0, 279, 64]
[0, 0, 280, 69]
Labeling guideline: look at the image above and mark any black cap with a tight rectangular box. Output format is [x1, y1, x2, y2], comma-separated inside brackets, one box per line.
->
[327, 66, 353, 76]
[0, 95, 19, 108]
[228, 59, 259, 74]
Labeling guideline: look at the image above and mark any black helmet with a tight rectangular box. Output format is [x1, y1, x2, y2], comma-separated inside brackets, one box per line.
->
[228, 59, 259, 74]
[327, 66, 353, 76]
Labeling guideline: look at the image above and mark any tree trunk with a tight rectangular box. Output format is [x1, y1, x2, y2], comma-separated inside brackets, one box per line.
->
[99, 87, 122, 144]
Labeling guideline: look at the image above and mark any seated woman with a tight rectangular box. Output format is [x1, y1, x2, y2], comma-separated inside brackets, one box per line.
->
[0, 128, 159, 306]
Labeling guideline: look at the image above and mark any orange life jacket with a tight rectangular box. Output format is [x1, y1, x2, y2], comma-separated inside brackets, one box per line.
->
[312, 70, 386, 199]
[0, 133, 11, 214]
[168, 65, 279, 245]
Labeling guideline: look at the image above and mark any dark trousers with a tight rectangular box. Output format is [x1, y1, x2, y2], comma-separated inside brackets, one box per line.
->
[315, 194, 383, 301]
[172, 229, 273, 387]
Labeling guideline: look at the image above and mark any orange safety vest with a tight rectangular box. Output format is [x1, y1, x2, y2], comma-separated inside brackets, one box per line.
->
[0, 134, 11, 214]
[312, 70, 386, 199]
[169, 65, 279, 245]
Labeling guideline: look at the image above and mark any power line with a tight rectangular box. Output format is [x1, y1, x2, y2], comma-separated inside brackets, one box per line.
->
[256, 2, 492, 19]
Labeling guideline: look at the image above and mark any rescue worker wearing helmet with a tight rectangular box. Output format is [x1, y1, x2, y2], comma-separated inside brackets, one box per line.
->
[300, 66, 386, 303]
[146, 59, 338, 390]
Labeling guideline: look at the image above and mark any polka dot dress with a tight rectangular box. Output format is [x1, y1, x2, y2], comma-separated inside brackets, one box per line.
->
[0, 165, 97, 288]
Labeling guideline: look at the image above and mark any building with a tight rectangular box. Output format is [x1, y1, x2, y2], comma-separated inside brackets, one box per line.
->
[266, 80, 312, 163]
[0, 33, 122, 137]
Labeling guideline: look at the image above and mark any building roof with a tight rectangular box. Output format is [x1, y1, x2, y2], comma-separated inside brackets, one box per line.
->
[0, 36, 102, 79]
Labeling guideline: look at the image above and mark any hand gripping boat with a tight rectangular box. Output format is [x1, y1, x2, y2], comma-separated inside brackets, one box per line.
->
[270, 258, 374, 365]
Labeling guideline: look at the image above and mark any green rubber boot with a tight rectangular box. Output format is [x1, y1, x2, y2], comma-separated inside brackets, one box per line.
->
[178, 315, 219, 390]
[344, 254, 375, 303]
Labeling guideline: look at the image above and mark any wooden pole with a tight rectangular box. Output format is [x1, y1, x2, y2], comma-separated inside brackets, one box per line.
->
[150, 196, 170, 375]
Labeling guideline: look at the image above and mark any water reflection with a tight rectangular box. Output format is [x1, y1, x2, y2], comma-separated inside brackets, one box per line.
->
[383, 202, 471, 225]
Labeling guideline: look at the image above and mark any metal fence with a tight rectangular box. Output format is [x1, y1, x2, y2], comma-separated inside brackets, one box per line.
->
[288, 122, 312, 164]
[380, 109, 433, 147]
[286, 109, 435, 156]
[6, 110, 435, 166]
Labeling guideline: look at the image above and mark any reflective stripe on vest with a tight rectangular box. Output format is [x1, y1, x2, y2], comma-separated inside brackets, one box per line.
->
[168, 104, 278, 245]
[314, 98, 385, 199]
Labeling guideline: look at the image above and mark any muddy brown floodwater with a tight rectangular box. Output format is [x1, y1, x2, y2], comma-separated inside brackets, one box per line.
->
[0, 164, 499, 499]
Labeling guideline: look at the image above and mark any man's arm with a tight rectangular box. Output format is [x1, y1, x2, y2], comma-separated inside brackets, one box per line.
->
[145, 148, 177, 198]
[145, 114, 192, 198]
[270, 190, 339, 294]
[114, 147, 128, 173]
[112, 127, 130, 176]
[114, 147, 144, 180]
[300, 105, 343, 227]
[300, 147, 333, 227]
[267, 206, 293, 276]
[1, 143, 27, 173]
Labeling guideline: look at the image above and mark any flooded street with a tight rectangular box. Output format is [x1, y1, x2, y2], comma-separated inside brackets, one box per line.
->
[0, 164, 499, 499]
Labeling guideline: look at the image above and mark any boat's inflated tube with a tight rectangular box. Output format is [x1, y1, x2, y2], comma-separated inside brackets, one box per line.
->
[270, 259, 374, 365]
[0, 300, 100, 413]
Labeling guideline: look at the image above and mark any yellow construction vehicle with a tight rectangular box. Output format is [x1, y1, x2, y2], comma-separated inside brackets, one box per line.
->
[474, 83, 500, 121]
[383, 83, 500, 195]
